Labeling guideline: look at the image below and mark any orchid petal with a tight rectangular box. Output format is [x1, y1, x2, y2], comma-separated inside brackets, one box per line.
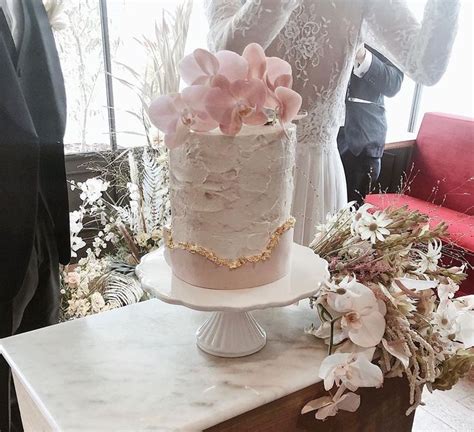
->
[179, 49, 218, 85]
[266, 56, 292, 87]
[457, 311, 474, 347]
[230, 78, 267, 109]
[181, 85, 210, 112]
[205, 87, 236, 125]
[274, 73, 293, 89]
[148, 94, 180, 134]
[397, 277, 438, 291]
[210, 74, 231, 90]
[315, 404, 339, 420]
[350, 356, 384, 388]
[337, 392, 361, 413]
[243, 43, 267, 79]
[301, 396, 332, 414]
[216, 50, 249, 82]
[219, 108, 243, 136]
[319, 353, 350, 390]
[348, 311, 385, 347]
[275, 86, 302, 123]
[164, 133, 178, 149]
[242, 110, 268, 126]
[194, 48, 219, 76]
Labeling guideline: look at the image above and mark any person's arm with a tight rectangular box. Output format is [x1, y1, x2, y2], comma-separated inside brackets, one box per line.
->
[204, 0, 300, 52]
[364, 0, 460, 86]
[355, 47, 404, 98]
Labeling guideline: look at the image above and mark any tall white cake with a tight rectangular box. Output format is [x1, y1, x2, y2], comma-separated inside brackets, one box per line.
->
[165, 123, 297, 289]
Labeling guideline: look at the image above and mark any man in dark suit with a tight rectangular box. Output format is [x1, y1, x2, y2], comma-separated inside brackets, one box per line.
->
[0, 1, 70, 430]
[338, 44, 404, 205]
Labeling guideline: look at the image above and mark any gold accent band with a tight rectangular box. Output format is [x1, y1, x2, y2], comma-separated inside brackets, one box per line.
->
[166, 217, 296, 269]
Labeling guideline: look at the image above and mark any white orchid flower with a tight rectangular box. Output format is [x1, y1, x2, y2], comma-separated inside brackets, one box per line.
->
[302, 386, 360, 420]
[438, 279, 460, 303]
[319, 348, 383, 391]
[326, 277, 386, 347]
[453, 295, 474, 311]
[456, 311, 474, 347]
[396, 277, 438, 292]
[433, 301, 460, 339]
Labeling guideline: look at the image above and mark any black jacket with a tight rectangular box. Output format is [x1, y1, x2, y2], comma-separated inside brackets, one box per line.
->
[0, 0, 69, 303]
[338, 46, 404, 158]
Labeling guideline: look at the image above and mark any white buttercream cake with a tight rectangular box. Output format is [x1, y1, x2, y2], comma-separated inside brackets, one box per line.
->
[165, 123, 297, 289]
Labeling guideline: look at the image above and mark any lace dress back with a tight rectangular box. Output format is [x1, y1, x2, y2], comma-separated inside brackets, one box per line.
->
[205, 0, 460, 245]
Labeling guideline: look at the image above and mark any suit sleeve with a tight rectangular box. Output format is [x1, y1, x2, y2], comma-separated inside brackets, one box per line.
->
[361, 53, 404, 98]
[204, 0, 300, 52]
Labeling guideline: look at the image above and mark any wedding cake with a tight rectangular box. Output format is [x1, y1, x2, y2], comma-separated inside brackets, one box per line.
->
[149, 43, 302, 289]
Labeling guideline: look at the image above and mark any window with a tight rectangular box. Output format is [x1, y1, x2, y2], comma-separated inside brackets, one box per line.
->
[56, 0, 205, 154]
[56, 0, 472, 154]
[385, 0, 473, 141]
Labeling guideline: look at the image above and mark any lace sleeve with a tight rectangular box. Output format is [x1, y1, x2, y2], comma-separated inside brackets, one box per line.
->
[364, 0, 460, 86]
[204, 0, 300, 52]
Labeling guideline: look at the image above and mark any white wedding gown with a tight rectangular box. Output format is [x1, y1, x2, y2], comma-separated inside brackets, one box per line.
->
[205, 0, 460, 245]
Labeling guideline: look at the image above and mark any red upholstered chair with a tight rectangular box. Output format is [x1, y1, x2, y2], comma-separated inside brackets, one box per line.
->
[366, 113, 474, 295]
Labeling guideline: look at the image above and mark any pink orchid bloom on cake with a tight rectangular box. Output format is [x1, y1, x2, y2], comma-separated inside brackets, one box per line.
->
[205, 77, 268, 135]
[148, 43, 302, 148]
[179, 48, 248, 85]
[148, 86, 218, 148]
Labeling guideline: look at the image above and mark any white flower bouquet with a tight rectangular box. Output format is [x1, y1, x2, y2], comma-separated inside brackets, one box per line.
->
[61, 147, 169, 321]
[303, 203, 473, 420]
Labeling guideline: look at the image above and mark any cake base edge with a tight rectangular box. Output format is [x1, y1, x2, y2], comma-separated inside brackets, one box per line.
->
[165, 229, 293, 290]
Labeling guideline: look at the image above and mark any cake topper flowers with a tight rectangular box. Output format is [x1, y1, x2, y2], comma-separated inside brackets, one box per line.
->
[148, 43, 302, 148]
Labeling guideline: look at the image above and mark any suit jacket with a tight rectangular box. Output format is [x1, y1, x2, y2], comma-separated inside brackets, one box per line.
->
[338, 46, 404, 158]
[0, 0, 69, 304]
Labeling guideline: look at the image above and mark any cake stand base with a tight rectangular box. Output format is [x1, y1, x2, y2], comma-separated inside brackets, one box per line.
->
[136, 244, 329, 358]
[196, 311, 266, 357]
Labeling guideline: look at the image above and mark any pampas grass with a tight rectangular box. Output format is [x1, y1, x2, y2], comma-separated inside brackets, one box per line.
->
[114, 0, 193, 145]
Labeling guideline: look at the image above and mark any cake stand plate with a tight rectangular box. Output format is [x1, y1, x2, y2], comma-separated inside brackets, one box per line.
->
[136, 243, 329, 357]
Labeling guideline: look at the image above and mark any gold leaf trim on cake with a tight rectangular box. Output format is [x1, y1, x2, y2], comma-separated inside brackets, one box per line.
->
[166, 217, 296, 269]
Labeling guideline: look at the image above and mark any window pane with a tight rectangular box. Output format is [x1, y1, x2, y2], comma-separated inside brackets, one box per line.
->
[55, 0, 110, 154]
[417, 0, 473, 124]
[107, 0, 204, 149]
[385, 78, 416, 142]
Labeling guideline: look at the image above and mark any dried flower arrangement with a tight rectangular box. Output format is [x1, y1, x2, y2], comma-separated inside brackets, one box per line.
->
[302, 203, 473, 420]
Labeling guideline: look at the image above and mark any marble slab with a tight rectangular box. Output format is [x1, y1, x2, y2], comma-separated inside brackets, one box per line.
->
[0, 299, 327, 431]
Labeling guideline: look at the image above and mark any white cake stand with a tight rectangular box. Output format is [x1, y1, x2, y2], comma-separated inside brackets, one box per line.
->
[136, 244, 329, 358]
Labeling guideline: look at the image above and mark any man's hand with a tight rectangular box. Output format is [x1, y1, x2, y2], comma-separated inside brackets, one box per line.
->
[355, 45, 367, 66]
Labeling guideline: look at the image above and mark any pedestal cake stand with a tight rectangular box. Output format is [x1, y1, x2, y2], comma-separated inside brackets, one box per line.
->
[136, 244, 329, 358]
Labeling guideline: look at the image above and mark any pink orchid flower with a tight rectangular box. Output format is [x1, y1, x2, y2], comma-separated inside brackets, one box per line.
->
[274, 86, 302, 124]
[148, 86, 218, 148]
[205, 77, 268, 135]
[242, 43, 267, 79]
[242, 43, 294, 108]
[265, 57, 293, 108]
[179, 48, 248, 86]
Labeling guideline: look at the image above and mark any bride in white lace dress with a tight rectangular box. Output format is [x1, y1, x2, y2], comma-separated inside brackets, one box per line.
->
[205, 0, 460, 245]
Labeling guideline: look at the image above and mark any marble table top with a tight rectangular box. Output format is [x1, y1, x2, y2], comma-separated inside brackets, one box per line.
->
[0, 299, 327, 431]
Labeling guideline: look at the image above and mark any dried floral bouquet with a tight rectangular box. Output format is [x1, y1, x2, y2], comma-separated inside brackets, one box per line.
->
[303, 203, 473, 420]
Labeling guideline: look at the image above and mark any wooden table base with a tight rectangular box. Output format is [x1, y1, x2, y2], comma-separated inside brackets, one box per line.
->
[206, 377, 415, 432]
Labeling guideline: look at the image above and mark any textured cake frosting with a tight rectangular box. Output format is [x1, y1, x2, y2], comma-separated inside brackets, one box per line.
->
[166, 123, 297, 288]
